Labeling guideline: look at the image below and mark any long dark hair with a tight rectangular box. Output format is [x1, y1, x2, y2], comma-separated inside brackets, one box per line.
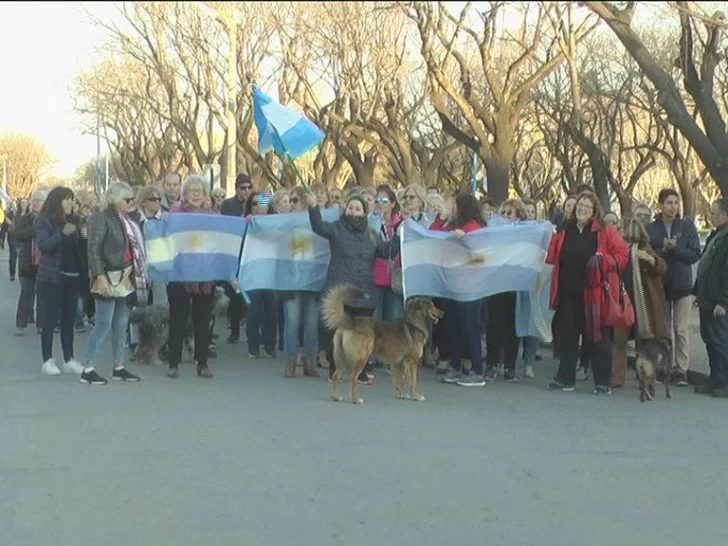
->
[244, 192, 275, 216]
[450, 193, 485, 229]
[17, 198, 30, 215]
[40, 187, 74, 226]
[375, 184, 400, 216]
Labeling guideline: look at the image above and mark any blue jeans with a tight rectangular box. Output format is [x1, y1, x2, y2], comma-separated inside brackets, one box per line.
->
[283, 292, 319, 362]
[85, 298, 130, 366]
[246, 290, 278, 354]
[444, 299, 483, 375]
[523, 336, 539, 365]
[373, 287, 404, 320]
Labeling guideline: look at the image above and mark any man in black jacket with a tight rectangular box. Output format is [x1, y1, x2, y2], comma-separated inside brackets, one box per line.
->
[694, 197, 728, 398]
[647, 189, 702, 386]
[219, 173, 253, 343]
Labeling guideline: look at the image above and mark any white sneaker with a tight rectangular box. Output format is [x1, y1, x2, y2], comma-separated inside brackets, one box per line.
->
[62, 359, 84, 375]
[525, 365, 535, 379]
[41, 359, 62, 376]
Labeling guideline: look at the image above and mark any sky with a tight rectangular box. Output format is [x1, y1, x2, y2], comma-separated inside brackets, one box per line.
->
[0, 2, 114, 179]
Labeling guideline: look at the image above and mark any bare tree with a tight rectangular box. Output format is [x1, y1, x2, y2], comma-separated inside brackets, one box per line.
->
[405, 1, 596, 203]
[585, 1, 728, 197]
[0, 133, 54, 199]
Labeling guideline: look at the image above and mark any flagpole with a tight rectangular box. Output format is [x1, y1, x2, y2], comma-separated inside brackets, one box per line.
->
[95, 113, 102, 198]
[471, 150, 478, 196]
[105, 154, 109, 191]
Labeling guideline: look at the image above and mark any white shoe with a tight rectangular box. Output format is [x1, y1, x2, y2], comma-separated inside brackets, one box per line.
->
[525, 365, 535, 379]
[62, 359, 84, 375]
[41, 359, 62, 376]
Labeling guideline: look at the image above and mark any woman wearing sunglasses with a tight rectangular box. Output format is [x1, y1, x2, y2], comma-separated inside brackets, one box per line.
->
[129, 185, 166, 306]
[373, 185, 404, 321]
[83, 181, 148, 385]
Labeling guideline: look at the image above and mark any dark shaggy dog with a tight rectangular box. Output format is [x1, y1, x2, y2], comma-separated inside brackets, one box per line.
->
[636, 338, 672, 402]
[130, 287, 231, 365]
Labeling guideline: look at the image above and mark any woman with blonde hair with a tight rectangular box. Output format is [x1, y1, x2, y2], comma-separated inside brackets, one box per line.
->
[274, 189, 291, 213]
[83, 182, 147, 385]
[611, 216, 669, 388]
[400, 184, 432, 227]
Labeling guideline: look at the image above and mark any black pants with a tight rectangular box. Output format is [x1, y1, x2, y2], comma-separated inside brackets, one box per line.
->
[553, 308, 590, 369]
[167, 283, 214, 368]
[39, 276, 79, 363]
[556, 293, 613, 387]
[433, 298, 451, 361]
[246, 290, 278, 354]
[17, 270, 44, 329]
[699, 308, 728, 388]
[485, 292, 520, 372]
[224, 283, 244, 334]
[8, 239, 17, 279]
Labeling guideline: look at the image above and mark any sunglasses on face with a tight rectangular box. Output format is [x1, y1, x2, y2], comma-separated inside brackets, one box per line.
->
[124, 198, 134, 204]
[237, 185, 252, 191]
[147, 196, 161, 202]
[290, 197, 300, 204]
[330, 194, 341, 201]
[375, 197, 390, 205]
[403, 194, 416, 201]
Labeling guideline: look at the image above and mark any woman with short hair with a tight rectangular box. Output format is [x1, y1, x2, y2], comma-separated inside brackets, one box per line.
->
[166, 175, 217, 379]
[83, 181, 147, 385]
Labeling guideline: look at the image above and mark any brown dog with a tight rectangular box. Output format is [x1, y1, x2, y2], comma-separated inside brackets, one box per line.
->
[636, 338, 672, 402]
[321, 285, 443, 405]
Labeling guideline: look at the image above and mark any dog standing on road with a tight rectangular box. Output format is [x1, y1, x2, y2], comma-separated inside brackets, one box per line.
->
[321, 284, 443, 405]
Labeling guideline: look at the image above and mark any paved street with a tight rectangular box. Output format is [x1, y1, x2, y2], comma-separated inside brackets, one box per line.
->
[1, 249, 726, 546]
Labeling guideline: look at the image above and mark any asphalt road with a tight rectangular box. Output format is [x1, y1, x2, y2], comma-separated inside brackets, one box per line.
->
[0, 249, 726, 546]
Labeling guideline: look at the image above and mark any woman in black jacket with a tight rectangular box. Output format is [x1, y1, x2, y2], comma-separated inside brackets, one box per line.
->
[308, 192, 398, 383]
[14, 191, 47, 334]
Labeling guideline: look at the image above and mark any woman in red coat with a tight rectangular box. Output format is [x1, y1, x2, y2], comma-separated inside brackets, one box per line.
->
[430, 193, 487, 387]
[546, 192, 628, 394]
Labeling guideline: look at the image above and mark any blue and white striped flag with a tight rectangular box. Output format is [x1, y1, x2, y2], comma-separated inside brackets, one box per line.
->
[515, 264, 554, 342]
[401, 219, 553, 302]
[144, 214, 248, 283]
[239, 211, 383, 291]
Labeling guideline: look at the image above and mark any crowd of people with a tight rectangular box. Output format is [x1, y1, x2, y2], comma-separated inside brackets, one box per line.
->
[2, 173, 727, 399]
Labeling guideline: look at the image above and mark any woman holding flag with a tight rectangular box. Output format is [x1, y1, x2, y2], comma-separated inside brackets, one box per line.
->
[308, 191, 400, 384]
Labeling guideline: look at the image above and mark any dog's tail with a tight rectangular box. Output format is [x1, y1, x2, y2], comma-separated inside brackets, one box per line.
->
[321, 284, 360, 331]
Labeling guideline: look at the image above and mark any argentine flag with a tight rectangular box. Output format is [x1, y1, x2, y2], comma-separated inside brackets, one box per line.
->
[239, 210, 383, 292]
[515, 264, 555, 342]
[252, 86, 324, 159]
[401, 219, 553, 302]
[144, 214, 248, 283]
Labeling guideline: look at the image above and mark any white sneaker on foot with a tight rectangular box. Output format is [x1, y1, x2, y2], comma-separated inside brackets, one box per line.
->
[524, 365, 535, 379]
[62, 359, 84, 375]
[41, 359, 62, 376]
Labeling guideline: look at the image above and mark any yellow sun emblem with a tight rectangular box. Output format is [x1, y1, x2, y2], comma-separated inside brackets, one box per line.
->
[466, 251, 486, 265]
[186, 234, 205, 250]
[290, 233, 314, 257]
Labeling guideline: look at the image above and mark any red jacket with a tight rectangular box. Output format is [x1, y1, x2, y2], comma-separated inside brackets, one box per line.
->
[429, 216, 483, 234]
[546, 221, 628, 319]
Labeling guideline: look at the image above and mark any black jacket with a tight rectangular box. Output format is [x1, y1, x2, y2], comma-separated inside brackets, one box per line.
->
[647, 215, 701, 300]
[308, 206, 398, 298]
[694, 225, 728, 310]
[87, 209, 130, 280]
[220, 196, 246, 217]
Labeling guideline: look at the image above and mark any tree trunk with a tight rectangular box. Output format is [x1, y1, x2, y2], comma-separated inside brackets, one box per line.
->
[482, 149, 510, 205]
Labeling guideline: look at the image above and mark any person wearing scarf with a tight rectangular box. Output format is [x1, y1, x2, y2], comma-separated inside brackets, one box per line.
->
[166, 175, 218, 379]
[546, 192, 628, 394]
[611, 217, 670, 388]
[83, 181, 147, 385]
[308, 192, 400, 384]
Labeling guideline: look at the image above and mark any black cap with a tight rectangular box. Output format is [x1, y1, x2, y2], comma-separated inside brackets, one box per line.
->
[235, 174, 251, 188]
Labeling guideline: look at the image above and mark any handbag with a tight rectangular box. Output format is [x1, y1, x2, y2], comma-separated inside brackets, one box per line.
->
[602, 269, 635, 329]
[91, 265, 134, 299]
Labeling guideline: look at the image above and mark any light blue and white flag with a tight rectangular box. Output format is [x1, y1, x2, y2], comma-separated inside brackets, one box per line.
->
[252, 85, 324, 159]
[515, 264, 554, 342]
[239, 210, 382, 292]
[144, 214, 248, 283]
[401, 219, 553, 302]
